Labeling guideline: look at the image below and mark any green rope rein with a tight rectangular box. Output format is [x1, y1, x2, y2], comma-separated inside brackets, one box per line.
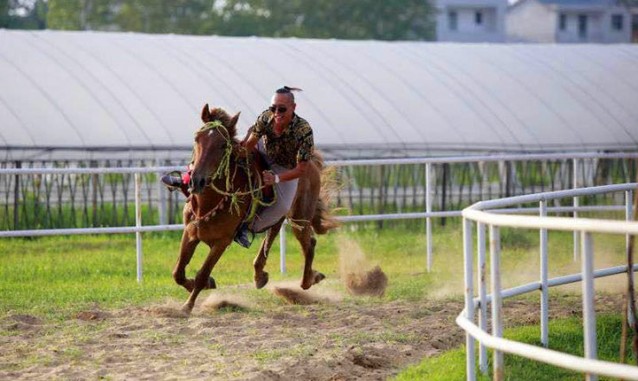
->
[195, 121, 276, 223]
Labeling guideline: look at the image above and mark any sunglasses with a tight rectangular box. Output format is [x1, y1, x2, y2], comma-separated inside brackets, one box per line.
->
[269, 105, 288, 114]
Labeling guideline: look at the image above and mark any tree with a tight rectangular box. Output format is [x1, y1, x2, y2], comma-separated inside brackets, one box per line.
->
[4, 0, 437, 41]
[47, 0, 82, 30]
[0, 0, 9, 27]
[208, 0, 435, 40]
[1, 0, 47, 29]
[43, 0, 436, 41]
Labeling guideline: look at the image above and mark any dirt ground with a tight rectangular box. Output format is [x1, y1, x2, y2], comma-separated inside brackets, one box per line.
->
[0, 285, 626, 381]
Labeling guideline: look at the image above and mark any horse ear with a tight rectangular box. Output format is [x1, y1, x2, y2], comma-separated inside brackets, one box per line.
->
[201, 104, 211, 123]
[228, 112, 240, 137]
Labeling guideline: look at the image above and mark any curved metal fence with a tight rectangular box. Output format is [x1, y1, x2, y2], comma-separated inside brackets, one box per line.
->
[459, 183, 638, 381]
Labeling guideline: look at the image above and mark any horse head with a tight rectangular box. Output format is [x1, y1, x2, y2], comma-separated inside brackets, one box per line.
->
[189, 104, 241, 194]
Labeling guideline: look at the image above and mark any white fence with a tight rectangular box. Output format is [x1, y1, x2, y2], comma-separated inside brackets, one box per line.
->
[0, 152, 637, 282]
[458, 183, 638, 381]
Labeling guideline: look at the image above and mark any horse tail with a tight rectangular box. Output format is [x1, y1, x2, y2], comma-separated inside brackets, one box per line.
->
[311, 150, 341, 235]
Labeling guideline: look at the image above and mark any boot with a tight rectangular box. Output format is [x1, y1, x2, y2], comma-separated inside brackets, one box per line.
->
[161, 171, 190, 197]
[233, 222, 253, 248]
[161, 171, 183, 190]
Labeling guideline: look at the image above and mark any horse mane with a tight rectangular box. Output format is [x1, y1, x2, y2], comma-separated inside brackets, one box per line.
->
[311, 149, 324, 169]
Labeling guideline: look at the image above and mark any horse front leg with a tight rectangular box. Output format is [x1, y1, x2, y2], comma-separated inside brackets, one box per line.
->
[182, 239, 231, 313]
[293, 224, 325, 290]
[253, 218, 285, 289]
[173, 228, 200, 292]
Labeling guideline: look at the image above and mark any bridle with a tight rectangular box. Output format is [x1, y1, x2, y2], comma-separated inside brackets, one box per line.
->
[188, 121, 276, 227]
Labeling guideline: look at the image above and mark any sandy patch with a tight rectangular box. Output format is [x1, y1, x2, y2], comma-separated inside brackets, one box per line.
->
[0, 290, 626, 381]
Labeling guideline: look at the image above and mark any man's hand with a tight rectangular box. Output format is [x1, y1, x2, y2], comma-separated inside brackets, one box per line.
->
[262, 170, 278, 186]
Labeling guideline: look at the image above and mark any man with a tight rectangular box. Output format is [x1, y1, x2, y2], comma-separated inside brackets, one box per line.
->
[234, 86, 314, 247]
[161, 86, 314, 248]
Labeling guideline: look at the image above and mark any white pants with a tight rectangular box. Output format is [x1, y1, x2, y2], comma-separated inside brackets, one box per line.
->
[250, 140, 299, 233]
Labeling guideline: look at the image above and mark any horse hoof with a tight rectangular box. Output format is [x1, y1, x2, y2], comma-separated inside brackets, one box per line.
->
[314, 271, 326, 284]
[207, 277, 217, 289]
[180, 303, 193, 315]
[301, 271, 325, 290]
[255, 272, 269, 289]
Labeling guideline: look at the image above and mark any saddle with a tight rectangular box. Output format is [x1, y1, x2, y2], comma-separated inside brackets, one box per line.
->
[230, 146, 274, 247]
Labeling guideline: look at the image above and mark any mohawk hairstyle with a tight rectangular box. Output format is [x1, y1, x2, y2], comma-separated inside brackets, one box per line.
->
[276, 86, 303, 102]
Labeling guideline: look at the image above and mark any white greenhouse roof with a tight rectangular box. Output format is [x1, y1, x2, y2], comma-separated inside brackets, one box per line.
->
[1, 29, 637, 161]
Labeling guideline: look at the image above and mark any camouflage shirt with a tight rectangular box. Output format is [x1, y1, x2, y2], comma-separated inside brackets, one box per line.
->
[251, 110, 314, 170]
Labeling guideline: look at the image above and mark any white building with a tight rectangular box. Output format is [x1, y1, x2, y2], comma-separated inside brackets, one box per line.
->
[507, 0, 633, 43]
[436, 0, 508, 42]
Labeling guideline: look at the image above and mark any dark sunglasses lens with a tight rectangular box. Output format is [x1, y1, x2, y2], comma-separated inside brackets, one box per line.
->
[269, 106, 287, 114]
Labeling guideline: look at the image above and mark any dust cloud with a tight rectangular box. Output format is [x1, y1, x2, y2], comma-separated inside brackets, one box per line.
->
[337, 236, 388, 297]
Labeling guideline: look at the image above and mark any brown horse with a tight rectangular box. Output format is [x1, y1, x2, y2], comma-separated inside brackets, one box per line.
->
[173, 104, 339, 313]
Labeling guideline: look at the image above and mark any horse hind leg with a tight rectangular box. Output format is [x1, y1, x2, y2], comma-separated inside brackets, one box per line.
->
[253, 218, 285, 289]
[294, 225, 325, 290]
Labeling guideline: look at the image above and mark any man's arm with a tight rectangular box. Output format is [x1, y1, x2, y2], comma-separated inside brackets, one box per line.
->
[237, 132, 259, 158]
[263, 161, 308, 185]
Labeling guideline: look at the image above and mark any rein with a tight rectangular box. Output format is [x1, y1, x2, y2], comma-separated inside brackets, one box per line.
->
[189, 121, 276, 227]
[187, 195, 228, 228]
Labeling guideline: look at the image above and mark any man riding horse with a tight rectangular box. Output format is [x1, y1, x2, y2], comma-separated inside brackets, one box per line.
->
[162, 86, 314, 248]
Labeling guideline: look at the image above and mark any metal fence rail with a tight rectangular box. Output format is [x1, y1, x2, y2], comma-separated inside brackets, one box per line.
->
[2, 152, 637, 232]
[459, 183, 638, 381]
[1, 152, 637, 282]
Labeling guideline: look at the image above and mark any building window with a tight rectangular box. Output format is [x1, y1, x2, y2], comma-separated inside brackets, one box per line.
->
[448, 10, 458, 31]
[611, 14, 624, 31]
[559, 13, 567, 31]
[578, 14, 588, 38]
[475, 11, 483, 25]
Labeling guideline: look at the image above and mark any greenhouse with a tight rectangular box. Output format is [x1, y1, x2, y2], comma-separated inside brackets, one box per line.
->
[0, 30, 636, 230]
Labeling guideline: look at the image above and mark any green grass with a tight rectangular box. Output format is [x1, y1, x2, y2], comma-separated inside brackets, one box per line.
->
[0, 222, 633, 379]
[394, 314, 634, 381]
[1, 224, 449, 318]
[0, 221, 629, 318]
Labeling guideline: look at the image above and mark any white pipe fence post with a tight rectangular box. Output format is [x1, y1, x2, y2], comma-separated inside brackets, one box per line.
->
[540, 200, 549, 347]
[581, 231, 597, 381]
[626, 190, 635, 327]
[573, 158, 580, 261]
[477, 222, 488, 374]
[426, 163, 433, 272]
[135, 173, 143, 283]
[490, 225, 504, 381]
[463, 218, 476, 381]
[156, 159, 167, 226]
